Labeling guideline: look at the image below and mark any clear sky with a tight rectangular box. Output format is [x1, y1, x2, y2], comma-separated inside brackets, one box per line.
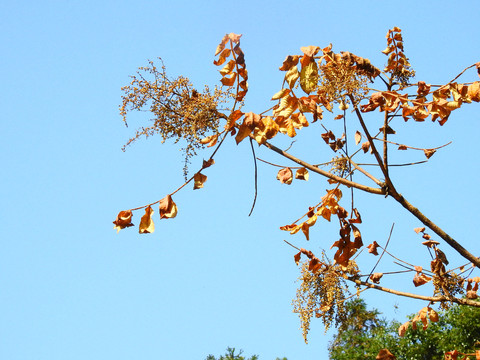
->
[1, 1, 480, 359]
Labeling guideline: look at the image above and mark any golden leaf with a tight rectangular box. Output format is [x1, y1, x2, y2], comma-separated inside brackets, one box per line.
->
[199, 134, 219, 147]
[271, 88, 290, 100]
[159, 195, 177, 219]
[139, 206, 155, 234]
[376, 349, 396, 360]
[113, 210, 134, 233]
[295, 168, 309, 181]
[277, 167, 293, 185]
[193, 172, 207, 189]
[300, 61, 318, 94]
[468, 81, 480, 102]
[213, 48, 232, 66]
[253, 116, 279, 145]
[220, 59, 236, 76]
[220, 72, 237, 86]
[285, 66, 300, 88]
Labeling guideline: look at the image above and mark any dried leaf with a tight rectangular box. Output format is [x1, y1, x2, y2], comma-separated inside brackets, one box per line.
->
[199, 134, 219, 147]
[203, 158, 215, 168]
[113, 210, 134, 233]
[294, 251, 301, 265]
[279, 55, 299, 71]
[271, 88, 290, 100]
[376, 348, 396, 360]
[295, 168, 309, 181]
[139, 206, 155, 234]
[354, 131, 362, 145]
[397, 144, 408, 150]
[414, 227, 425, 234]
[277, 167, 293, 185]
[424, 148, 436, 159]
[285, 66, 300, 88]
[361, 141, 370, 153]
[370, 272, 383, 284]
[428, 308, 439, 322]
[159, 194, 178, 219]
[300, 61, 318, 94]
[193, 172, 207, 189]
[398, 321, 410, 337]
[367, 241, 380, 256]
[468, 81, 480, 102]
[413, 272, 432, 287]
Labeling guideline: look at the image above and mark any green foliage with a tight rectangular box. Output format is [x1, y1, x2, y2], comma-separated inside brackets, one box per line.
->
[205, 347, 259, 360]
[329, 299, 480, 360]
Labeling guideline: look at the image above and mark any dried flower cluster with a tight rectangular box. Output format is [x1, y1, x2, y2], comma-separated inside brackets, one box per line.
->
[293, 258, 359, 343]
[120, 59, 231, 176]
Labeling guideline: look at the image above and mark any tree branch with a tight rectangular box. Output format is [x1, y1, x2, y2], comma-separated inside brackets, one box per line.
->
[260, 139, 385, 195]
[347, 277, 480, 307]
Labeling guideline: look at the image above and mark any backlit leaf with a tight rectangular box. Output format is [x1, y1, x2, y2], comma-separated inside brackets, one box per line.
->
[113, 210, 134, 233]
[159, 194, 178, 219]
[300, 61, 318, 94]
[295, 168, 309, 181]
[139, 206, 155, 234]
[193, 172, 207, 189]
[355, 131, 362, 145]
[277, 167, 293, 185]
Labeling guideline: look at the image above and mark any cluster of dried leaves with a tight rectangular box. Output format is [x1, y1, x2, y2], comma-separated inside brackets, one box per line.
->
[115, 28, 480, 358]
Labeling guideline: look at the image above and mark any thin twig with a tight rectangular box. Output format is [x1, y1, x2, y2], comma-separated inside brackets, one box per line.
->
[367, 224, 395, 280]
[248, 138, 258, 216]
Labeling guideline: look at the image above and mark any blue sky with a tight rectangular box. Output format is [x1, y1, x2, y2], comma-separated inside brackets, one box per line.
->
[1, 1, 480, 359]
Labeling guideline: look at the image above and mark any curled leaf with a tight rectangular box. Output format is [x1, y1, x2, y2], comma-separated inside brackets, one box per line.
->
[424, 148, 436, 159]
[139, 206, 155, 234]
[159, 194, 178, 219]
[367, 241, 380, 256]
[398, 321, 410, 337]
[370, 272, 383, 284]
[193, 172, 207, 189]
[113, 210, 134, 233]
[277, 167, 293, 185]
[295, 168, 309, 181]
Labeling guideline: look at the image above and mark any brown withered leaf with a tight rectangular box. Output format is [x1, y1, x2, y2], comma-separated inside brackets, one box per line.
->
[361, 141, 370, 153]
[422, 233, 431, 240]
[376, 348, 396, 360]
[308, 257, 323, 273]
[428, 308, 439, 322]
[277, 167, 293, 185]
[199, 134, 219, 147]
[414, 227, 425, 234]
[468, 81, 480, 102]
[351, 224, 363, 248]
[294, 251, 301, 265]
[253, 116, 279, 145]
[193, 172, 207, 190]
[279, 55, 299, 71]
[435, 248, 449, 265]
[354, 131, 362, 145]
[413, 271, 432, 287]
[219, 59, 236, 76]
[113, 210, 134, 233]
[139, 206, 155, 234]
[379, 125, 396, 134]
[159, 194, 177, 219]
[295, 168, 309, 181]
[398, 321, 410, 337]
[370, 272, 383, 284]
[397, 144, 408, 150]
[300, 45, 320, 58]
[349, 208, 362, 224]
[220, 72, 237, 86]
[334, 115, 344, 120]
[367, 241, 380, 255]
[203, 158, 215, 169]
